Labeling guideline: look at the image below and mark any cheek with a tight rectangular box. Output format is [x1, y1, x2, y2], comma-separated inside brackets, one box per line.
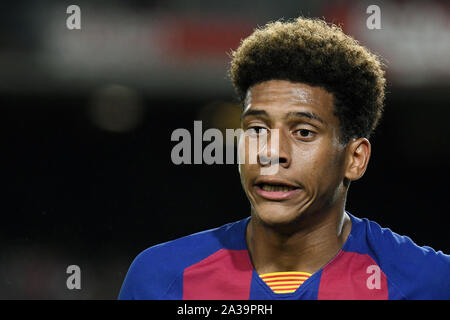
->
[239, 162, 259, 187]
[238, 133, 263, 165]
[238, 163, 259, 204]
[292, 144, 321, 171]
[237, 135, 248, 181]
[292, 143, 341, 184]
[238, 163, 246, 185]
[237, 134, 261, 180]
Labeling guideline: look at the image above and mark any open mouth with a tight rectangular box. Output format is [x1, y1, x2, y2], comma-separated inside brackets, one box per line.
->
[254, 180, 302, 201]
[258, 183, 298, 192]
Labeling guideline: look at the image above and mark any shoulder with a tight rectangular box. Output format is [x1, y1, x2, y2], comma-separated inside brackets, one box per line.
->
[351, 214, 450, 299]
[118, 217, 249, 300]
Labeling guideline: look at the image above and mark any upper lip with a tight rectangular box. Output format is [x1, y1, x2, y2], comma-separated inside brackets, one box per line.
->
[254, 177, 301, 189]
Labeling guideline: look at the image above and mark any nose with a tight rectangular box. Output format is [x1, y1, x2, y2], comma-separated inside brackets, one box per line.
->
[257, 128, 291, 169]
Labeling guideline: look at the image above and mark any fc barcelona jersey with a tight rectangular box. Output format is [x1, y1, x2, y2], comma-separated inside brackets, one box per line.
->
[118, 212, 450, 300]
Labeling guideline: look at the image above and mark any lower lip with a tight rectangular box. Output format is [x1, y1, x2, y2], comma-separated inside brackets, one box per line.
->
[254, 185, 302, 201]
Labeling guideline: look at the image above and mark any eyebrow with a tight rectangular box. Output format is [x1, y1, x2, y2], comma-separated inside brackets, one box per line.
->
[285, 111, 327, 125]
[240, 109, 268, 120]
[241, 109, 327, 126]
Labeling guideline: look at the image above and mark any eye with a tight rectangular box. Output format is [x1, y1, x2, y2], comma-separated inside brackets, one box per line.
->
[294, 129, 315, 139]
[247, 126, 268, 137]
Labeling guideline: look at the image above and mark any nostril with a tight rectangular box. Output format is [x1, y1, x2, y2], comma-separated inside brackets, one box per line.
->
[279, 157, 288, 164]
[258, 154, 288, 166]
[258, 154, 279, 165]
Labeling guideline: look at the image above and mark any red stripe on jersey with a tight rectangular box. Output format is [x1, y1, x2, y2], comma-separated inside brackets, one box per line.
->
[182, 249, 253, 300]
[318, 250, 388, 300]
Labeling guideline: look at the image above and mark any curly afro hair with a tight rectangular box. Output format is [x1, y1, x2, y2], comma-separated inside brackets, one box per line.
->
[229, 17, 386, 144]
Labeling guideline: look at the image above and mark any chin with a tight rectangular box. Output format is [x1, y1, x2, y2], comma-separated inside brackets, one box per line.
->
[253, 202, 305, 227]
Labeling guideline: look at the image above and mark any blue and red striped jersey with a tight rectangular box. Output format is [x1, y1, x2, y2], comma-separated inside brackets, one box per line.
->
[118, 212, 450, 300]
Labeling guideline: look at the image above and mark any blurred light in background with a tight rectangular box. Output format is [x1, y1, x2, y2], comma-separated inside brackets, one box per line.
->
[198, 101, 241, 147]
[198, 101, 241, 130]
[88, 84, 144, 133]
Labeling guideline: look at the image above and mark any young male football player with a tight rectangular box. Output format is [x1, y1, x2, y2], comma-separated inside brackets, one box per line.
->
[119, 17, 450, 300]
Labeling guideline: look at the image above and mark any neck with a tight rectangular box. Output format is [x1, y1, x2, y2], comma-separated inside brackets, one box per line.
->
[246, 205, 351, 275]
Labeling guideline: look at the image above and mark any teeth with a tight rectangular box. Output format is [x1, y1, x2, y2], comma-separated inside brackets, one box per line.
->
[260, 184, 295, 192]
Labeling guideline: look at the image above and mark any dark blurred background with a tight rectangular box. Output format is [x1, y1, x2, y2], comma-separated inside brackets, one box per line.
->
[1, 0, 449, 299]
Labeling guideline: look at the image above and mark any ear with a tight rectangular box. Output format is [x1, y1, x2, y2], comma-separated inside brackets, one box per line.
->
[344, 138, 371, 181]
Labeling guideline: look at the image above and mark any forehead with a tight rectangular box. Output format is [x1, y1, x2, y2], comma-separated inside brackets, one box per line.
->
[243, 80, 335, 120]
